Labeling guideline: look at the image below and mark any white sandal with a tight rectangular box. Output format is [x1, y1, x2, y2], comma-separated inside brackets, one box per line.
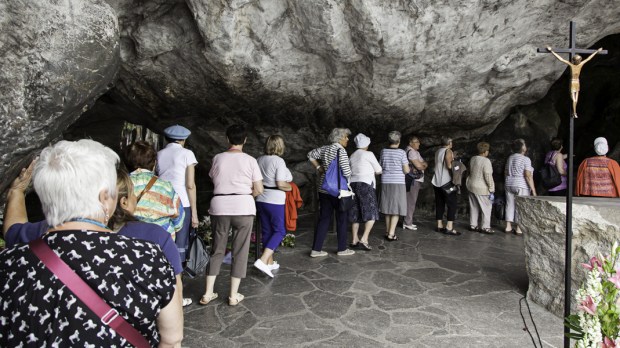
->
[229, 293, 245, 306]
[199, 293, 218, 305]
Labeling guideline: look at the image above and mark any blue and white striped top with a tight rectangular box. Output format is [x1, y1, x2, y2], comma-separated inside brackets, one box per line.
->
[380, 148, 408, 184]
[505, 153, 534, 190]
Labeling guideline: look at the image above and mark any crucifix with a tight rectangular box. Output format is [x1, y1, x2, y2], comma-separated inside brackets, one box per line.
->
[536, 21, 607, 348]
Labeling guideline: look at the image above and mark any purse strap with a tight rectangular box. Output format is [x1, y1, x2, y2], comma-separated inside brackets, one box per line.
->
[29, 238, 150, 348]
[337, 150, 341, 191]
[136, 176, 158, 203]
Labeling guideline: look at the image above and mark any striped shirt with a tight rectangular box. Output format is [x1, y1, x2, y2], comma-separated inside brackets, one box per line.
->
[380, 148, 408, 184]
[130, 169, 185, 239]
[504, 153, 534, 189]
[308, 143, 351, 194]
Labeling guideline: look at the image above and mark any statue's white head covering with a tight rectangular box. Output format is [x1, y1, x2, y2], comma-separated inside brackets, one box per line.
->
[594, 137, 609, 156]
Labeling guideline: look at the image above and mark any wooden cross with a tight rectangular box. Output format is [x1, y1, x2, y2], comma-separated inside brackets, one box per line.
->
[537, 21, 607, 118]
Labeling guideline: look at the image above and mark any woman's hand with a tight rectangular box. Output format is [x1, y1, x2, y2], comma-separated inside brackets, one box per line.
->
[191, 214, 199, 228]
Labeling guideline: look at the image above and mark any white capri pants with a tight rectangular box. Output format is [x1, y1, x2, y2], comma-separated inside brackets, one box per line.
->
[504, 186, 530, 223]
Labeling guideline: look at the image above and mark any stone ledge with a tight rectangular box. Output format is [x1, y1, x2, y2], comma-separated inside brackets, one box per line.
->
[516, 196, 620, 317]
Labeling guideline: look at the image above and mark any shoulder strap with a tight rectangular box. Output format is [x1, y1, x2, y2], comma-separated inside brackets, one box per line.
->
[136, 176, 158, 203]
[29, 239, 150, 348]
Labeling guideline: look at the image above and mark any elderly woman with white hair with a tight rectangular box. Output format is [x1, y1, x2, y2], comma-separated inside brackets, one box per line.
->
[576, 137, 620, 197]
[348, 133, 382, 251]
[0, 139, 183, 347]
[379, 131, 410, 241]
[307, 128, 355, 257]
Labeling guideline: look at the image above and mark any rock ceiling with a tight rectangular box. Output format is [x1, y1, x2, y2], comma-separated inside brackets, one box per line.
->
[2, 0, 620, 201]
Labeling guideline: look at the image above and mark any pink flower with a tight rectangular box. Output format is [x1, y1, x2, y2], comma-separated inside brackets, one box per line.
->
[582, 256, 604, 273]
[602, 337, 617, 348]
[577, 295, 597, 316]
[609, 269, 620, 289]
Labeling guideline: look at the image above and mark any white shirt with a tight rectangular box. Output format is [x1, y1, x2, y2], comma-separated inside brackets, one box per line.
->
[157, 143, 198, 208]
[256, 155, 292, 204]
[350, 149, 382, 188]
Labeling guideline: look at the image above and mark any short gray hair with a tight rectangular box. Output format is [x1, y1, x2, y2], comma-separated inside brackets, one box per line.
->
[34, 139, 119, 227]
[328, 128, 351, 143]
[441, 136, 452, 146]
[388, 131, 401, 145]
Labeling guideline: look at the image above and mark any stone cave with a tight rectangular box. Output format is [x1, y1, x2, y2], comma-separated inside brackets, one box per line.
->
[2, 1, 620, 346]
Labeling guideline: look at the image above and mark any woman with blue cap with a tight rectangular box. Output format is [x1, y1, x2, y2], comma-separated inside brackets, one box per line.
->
[157, 125, 198, 262]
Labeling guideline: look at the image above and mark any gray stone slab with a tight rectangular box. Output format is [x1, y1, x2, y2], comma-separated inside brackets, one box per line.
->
[303, 290, 354, 319]
[342, 309, 391, 336]
[371, 271, 426, 296]
[372, 290, 422, 311]
[313, 331, 384, 347]
[313, 278, 355, 294]
[266, 273, 315, 295]
[242, 294, 306, 318]
[250, 314, 338, 345]
[403, 267, 455, 283]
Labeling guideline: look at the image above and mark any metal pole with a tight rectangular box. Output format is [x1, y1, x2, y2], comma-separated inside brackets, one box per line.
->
[563, 21, 576, 348]
[564, 113, 575, 348]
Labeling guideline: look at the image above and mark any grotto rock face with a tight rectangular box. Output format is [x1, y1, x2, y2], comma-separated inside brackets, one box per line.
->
[0, 0, 120, 194]
[517, 196, 620, 317]
[3, 0, 620, 208]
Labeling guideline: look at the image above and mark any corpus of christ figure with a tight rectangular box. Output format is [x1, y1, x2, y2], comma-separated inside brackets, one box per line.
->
[546, 46, 603, 118]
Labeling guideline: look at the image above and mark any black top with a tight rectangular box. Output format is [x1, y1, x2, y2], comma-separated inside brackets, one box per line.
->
[0, 230, 175, 347]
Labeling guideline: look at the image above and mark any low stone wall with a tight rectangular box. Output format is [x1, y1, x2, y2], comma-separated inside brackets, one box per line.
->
[516, 196, 620, 317]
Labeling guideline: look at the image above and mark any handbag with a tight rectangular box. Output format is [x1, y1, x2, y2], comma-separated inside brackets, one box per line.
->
[184, 228, 210, 278]
[441, 181, 457, 194]
[540, 152, 562, 189]
[406, 150, 424, 181]
[320, 148, 348, 197]
[29, 238, 150, 348]
[339, 193, 355, 212]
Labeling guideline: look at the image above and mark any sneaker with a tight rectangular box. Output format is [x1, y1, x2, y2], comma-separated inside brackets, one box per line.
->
[403, 223, 418, 230]
[337, 249, 355, 256]
[268, 261, 280, 270]
[254, 259, 274, 278]
[310, 250, 328, 258]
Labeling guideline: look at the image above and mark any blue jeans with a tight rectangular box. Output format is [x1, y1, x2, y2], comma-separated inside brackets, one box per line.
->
[175, 207, 191, 261]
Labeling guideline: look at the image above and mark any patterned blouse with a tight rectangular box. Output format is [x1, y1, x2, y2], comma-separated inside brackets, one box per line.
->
[0, 230, 176, 347]
[130, 169, 185, 239]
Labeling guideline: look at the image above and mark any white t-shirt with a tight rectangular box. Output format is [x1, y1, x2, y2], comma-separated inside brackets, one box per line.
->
[349, 149, 382, 188]
[157, 143, 198, 208]
[256, 155, 292, 205]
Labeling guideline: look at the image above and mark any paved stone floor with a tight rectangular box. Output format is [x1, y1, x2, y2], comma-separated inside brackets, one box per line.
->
[181, 213, 563, 347]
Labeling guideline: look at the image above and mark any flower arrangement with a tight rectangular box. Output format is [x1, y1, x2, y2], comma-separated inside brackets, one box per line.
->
[281, 233, 296, 248]
[565, 242, 620, 348]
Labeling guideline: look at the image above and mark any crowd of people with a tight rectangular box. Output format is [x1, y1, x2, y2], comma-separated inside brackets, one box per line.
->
[1, 123, 618, 346]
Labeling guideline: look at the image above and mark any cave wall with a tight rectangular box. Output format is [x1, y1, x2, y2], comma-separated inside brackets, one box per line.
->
[3, 0, 620, 214]
[0, 0, 119, 195]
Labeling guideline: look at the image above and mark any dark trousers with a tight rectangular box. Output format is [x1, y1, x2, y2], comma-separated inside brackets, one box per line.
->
[313, 193, 348, 252]
[433, 185, 457, 221]
[175, 207, 192, 261]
